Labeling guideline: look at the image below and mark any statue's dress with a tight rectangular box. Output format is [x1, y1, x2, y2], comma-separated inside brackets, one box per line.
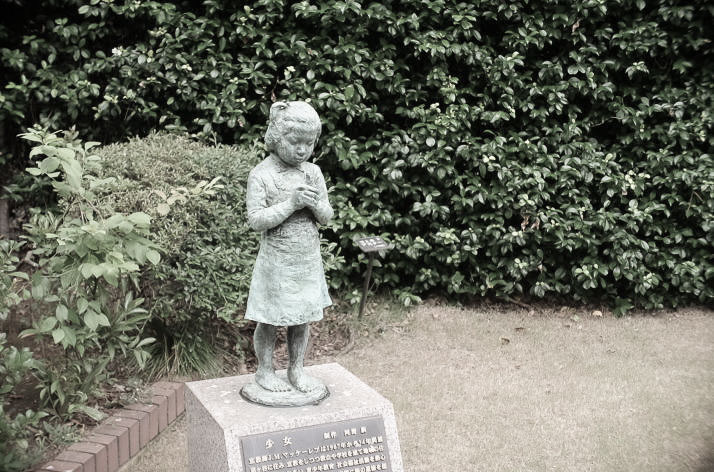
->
[245, 154, 332, 326]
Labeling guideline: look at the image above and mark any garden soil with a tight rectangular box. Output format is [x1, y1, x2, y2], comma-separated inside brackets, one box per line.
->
[119, 303, 714, 472]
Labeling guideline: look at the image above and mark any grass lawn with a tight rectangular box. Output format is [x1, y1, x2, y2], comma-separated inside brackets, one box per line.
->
[121, 302, 713, 472]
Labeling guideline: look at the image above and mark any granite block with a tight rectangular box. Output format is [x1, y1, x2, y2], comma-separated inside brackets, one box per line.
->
[185, 363, 403, 472]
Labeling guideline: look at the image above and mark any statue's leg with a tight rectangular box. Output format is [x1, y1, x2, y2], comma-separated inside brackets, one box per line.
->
[254, 323, 291, 392]
[287, 323, 323, 392]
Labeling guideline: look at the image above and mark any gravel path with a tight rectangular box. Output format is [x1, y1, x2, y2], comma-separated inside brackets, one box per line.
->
[120, 304, 714, 472]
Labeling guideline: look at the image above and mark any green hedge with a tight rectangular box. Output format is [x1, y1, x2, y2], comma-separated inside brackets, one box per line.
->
[83, 133, 261, 373]
[2, 1, 712, 310]
[91, 133, 259, 325]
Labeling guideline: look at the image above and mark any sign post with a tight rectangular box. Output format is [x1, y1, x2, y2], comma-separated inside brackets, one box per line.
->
[355, 236, 391, 319]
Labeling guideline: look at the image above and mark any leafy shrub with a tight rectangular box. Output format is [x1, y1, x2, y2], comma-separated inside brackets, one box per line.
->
[1, 1, 712, 311]
[0, 239, 27, 321]
[1, 236, 46, 472]
[73, 132, 348, 373]
[18, 128, 158, 419]
[89, 133, 260, 374]
[92, 133, 257, 321]
[0, 333, 47, 472]
[0, 405, 47, 472]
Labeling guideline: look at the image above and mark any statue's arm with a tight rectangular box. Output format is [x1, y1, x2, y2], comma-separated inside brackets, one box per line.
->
[310, 167, 334, 225]
[246, 171, 295, 232]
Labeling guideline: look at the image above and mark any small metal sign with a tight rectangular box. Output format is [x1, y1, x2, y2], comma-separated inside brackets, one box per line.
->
[354, 236, 391, 319]
[240, 416, 392, 472]
[355, 236, 390, 253]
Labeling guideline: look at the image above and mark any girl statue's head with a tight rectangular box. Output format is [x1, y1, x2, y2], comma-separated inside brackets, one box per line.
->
[265, 101, 322, 167]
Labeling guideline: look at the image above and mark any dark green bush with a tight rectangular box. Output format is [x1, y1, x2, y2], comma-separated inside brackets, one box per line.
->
[90, 133, 347, 371]
[16, 128, 158, 421]
[89, 133, 259, 373]
[0, 333, 47, 472]
[1, 1, 712, 311]
[94, 133, 260, 326]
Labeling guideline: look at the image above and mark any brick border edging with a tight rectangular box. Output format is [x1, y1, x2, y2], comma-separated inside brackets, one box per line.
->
[36, 381, 185, 472]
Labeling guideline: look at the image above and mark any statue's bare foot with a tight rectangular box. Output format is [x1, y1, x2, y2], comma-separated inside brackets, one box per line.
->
[288, 368, 323, 393]
[256, 369, 292, 392]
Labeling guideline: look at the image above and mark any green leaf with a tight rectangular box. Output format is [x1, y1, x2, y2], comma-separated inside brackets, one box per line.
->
[146, 249, 161, 265]
[19, 328, 38, 339]
[118, 221, 134, 233]
[84, 311, 99, 330]
[103, 269, 119, 287]
[105, 214, 124, 228]
[80, 263, 97, 279]
[60, 158, 84, 191]
[69, 404, 106, 421]
[135, 337, 156, 348]
[56, 304, 68, 322]
[91, 264, 105, 278]
[39, 317, 57, 333]
[21, 133, 44, 143]
[96, 313, 111, 327]
[56, 147, 75, 160]
[77, 298, 89, 314]
[9, 271, 29, 280]
[52, 328, 65, 343]
[63, 326, 77, 346]
[128, 212, 151, 227]
[39, 156, 60, 173]
[134, 349, 150, 369]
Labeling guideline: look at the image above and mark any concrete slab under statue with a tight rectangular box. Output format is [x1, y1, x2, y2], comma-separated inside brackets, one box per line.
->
[185, 363, 404, 472]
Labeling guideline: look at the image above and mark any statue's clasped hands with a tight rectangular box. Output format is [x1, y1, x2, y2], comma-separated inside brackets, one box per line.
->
[290, 185, 319, 210]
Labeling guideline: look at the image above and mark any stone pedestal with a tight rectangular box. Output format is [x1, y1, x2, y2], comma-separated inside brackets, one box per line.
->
[185, 363, 404, 472]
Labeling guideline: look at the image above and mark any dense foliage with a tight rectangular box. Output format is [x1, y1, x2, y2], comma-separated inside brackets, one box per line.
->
[89, 133, 344, 373]
[0, 333, 47, 472]
[1, 0, 712, 310]
[0, 129, 167, 471]
[17, 129, 159, 420]
[89, 133, 259, 374]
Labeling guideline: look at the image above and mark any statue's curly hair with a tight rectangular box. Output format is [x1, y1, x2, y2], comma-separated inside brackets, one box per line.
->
[264, 101, 322, 153]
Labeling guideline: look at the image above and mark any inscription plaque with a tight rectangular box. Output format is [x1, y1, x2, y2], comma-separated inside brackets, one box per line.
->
[355, 236, 390, 253]
[240, 416, 392, 472]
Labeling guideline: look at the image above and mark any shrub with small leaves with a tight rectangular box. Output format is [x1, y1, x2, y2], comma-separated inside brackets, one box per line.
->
[0, 1, 711, 312]
[86, 133, 261, 374]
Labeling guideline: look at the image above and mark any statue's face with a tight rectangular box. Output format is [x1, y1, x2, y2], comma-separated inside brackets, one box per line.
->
[276, 125, 317, 167]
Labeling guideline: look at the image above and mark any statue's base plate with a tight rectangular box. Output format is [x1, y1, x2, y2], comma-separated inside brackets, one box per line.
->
[240, 375, 329, 407]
